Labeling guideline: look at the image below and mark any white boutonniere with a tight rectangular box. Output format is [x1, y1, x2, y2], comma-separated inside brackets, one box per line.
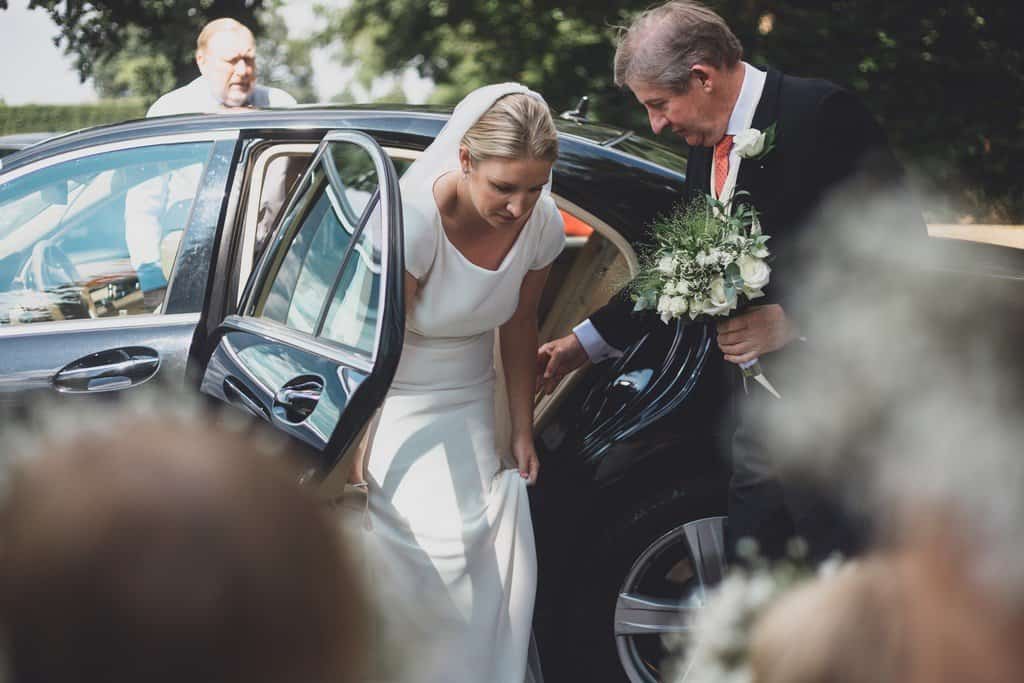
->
[734, 123, 776, 160]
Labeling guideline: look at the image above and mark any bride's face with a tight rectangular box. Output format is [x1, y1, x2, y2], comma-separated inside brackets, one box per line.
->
[461, 154, 552, 230]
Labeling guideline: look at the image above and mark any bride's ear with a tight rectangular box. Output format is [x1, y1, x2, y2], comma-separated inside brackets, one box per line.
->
[458, 147, 473, 175]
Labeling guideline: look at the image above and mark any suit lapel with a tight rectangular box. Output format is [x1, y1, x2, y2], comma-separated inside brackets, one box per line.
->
[684, 145, 713, 201]
[736, 68, 783, 213]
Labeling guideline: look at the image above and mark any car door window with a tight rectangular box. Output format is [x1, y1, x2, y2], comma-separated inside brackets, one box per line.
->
[202, 132, 403, 473]
[0, 141, 213, 325]
[252, 139, 384, 358]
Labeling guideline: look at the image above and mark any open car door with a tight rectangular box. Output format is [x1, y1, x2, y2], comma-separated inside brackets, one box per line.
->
[198, 131, 404, 481]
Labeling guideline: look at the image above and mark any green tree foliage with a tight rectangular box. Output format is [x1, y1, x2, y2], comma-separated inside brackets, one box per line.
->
[320, 0, 1022, 221]
[91, 26, 176, 100]
[317, 1, 639, 121]
[256, 5, 317, 103]
[16, 1, 267, 88]
[5, 0, 318, 104]
[0, 101, 148, 135]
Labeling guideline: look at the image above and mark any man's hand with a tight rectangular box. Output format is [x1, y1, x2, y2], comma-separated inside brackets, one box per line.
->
[536, 333, 589, 396]
[716, 304, 799, 365]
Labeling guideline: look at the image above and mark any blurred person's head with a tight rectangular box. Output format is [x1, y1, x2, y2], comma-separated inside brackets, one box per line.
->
[0, 412, 367, 683]
[614, 1, 744, 145]
[750, 559, 908, 683]
[196, 18, 257, 107]
[457, 92, 558, 231]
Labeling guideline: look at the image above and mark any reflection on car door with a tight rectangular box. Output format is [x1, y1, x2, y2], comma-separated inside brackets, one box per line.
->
[0, 132, 238, 405]
[198, 131, 404, 480]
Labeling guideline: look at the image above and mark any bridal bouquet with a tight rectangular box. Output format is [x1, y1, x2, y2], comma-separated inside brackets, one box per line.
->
[631, 194, 780, 397]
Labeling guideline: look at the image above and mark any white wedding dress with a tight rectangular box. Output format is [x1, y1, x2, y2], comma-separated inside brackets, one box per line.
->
[363, 168, 564, 682]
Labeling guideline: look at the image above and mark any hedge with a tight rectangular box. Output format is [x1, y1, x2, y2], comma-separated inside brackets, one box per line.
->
[0, 100, 149, 136]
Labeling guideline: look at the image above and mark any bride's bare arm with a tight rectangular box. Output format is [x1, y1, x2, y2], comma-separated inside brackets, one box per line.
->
[500, 265, 551, 485]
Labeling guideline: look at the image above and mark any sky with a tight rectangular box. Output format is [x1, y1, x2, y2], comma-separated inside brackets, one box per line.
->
[0, 0, 431, 105]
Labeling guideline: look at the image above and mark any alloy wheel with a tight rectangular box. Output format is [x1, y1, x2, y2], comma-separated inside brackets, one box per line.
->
[614, 517, 727, 682]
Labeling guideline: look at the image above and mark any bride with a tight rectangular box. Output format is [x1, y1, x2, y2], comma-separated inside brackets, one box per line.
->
[358, 83, 564, 682]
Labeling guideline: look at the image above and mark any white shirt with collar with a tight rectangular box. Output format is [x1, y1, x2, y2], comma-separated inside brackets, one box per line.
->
[146, 76, 297, 117]
[573, 62, 766, 362]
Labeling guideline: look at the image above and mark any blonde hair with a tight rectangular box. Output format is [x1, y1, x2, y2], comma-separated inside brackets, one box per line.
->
[461, 93, 559, 164]
[197, 17, 254, 53]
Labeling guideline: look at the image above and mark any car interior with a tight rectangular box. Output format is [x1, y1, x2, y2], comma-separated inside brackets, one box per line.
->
[0, 143, 211, 324]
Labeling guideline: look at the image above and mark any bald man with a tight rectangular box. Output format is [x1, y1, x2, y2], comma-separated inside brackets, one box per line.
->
[147, 17, 296, 116]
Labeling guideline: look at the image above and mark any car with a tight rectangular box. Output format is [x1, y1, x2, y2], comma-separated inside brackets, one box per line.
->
[0, 132, 58, 160]
[0, 106, 720, 681]
[3, 107, 1018, 682]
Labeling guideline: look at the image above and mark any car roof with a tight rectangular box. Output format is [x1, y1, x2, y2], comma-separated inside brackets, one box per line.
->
[0, 132, 59, 149]
[0, 105, 637, 170]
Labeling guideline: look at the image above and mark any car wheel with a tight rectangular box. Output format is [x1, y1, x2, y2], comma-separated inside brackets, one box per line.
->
[562, 488, 724, 682]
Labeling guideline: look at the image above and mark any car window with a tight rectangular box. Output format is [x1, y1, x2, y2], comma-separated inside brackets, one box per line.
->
[0, 141, 213, 325]
[609, 134, 687, 174]
[254, 139, 383, 357]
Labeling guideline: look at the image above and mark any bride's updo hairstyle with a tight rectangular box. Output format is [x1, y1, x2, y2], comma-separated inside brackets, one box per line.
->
[460, 93, 559, 165]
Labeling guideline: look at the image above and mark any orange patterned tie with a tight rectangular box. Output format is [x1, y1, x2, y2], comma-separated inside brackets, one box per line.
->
[714, 134, 734, 197]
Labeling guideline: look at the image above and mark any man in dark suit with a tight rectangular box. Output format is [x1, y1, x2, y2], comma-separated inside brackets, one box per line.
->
[538, 0, 919, 561]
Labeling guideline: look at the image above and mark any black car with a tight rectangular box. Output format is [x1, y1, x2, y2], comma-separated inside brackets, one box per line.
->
[0, 106, 765, 682]
[0, 132, 57, 160]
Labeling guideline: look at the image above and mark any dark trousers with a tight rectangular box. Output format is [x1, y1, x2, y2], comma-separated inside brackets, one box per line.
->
[722, 351, 865, 565]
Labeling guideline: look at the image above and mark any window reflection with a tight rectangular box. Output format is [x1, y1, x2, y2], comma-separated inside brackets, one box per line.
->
[255, 140, 384, 357]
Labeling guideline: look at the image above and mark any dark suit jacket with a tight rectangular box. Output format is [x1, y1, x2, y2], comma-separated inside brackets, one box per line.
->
[590, 67, 921, 350]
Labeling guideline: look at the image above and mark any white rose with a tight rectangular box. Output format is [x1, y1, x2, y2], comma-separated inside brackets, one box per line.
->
[704, 276, 733, 316]
[676, 279, 691, 295]
[670, 296, 688, 316]
[657, 255, 675, 274]
[738, 254, 771, 290]
[657, 294, 673, 323]
[734, 128, 766, 158]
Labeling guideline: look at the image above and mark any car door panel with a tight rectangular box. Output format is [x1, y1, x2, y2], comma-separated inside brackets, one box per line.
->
[201, 323, 365, 447]
[0, 313, 199, 403]
[0, 133, 238, 404]
[198, 131, 403, 480]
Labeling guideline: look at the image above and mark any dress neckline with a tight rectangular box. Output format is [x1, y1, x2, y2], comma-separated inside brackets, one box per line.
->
[430, 171, 531, 273]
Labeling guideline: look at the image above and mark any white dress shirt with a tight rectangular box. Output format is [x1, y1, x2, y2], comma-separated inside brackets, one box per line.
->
[573, 62, 767, 361]
[146, 77, 296, 117]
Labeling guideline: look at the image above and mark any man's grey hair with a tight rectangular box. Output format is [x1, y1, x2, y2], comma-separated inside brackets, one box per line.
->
[614, 1, 743, 92]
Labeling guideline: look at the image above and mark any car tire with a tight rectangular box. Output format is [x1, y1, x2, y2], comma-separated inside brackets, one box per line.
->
[555, 486, 723, 683]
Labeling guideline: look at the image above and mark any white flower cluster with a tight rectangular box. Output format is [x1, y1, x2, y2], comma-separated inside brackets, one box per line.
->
[634, 201, 772, 324]
[672, 556, 845, 683]
[674, 572, 777, 683]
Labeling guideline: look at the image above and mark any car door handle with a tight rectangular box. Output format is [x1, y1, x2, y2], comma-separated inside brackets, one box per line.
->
[273, 378, 323, 423]
[223, 376, 270, 421]
[54, 348, 160, 393]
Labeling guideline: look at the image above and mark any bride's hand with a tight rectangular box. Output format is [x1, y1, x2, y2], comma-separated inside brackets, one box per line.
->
[512, 437, 540, 486]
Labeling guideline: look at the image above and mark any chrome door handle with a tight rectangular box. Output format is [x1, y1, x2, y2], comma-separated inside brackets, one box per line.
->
[274, 387, 322, 406]
[54, 348, 160, 393]
[272, 378, 323, 423]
